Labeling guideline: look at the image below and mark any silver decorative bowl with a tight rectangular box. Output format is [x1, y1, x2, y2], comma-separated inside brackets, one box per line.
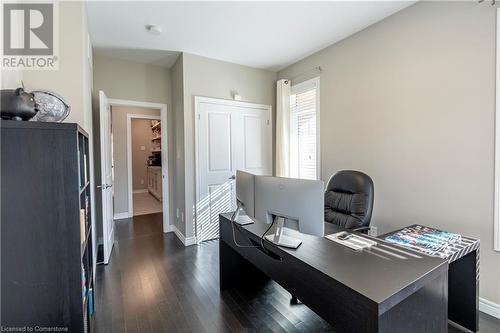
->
[30, 90, 70, 122]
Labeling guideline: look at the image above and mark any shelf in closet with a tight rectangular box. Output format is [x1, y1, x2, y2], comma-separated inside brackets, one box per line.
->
[151, 122, 161, 130]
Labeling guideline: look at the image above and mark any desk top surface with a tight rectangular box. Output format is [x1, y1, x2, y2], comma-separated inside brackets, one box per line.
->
[221, 213, 448, 307]
[380, 224, 480, 263]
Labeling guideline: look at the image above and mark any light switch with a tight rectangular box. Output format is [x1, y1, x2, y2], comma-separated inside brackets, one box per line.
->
[140, 145, 146, 151]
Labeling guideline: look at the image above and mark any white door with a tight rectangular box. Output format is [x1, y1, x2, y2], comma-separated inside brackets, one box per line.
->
[99, 91, 114, 264]
[196, 97, 272, 242]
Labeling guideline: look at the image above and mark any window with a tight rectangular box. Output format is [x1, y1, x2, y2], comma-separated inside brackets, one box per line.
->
[290, 77, 320, 180]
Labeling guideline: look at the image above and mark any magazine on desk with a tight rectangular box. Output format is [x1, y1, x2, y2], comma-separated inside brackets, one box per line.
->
[384, 225, 461, 256]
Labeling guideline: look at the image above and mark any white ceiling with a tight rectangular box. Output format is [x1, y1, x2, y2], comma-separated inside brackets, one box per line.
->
[87, 1, 415, 71]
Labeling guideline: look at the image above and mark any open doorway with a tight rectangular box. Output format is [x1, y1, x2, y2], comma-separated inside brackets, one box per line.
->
[130, 117, 163, 216]
[98, 92, 170, 264]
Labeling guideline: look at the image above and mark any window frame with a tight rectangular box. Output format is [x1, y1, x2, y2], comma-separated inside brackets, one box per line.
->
[290, 76, 321, 180]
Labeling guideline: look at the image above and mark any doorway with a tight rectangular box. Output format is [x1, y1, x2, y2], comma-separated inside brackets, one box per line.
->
[129, 116, 163, 216]
[195, 96, 272, 243]
[98, 92, 169, 264]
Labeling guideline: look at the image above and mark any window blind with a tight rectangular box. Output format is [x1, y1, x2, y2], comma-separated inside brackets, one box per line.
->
[290, 83, 318, 180]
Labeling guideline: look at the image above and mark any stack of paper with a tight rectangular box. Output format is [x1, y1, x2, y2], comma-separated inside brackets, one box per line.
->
[325, 232, 378, 251]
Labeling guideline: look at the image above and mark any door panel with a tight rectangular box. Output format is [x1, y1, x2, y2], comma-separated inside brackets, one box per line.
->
[196, 98, 272, 243]
[197, 103, 236, 242]
[208, 113, 232, 172]
[208, 182, 234, 227]
[99, 91, 114, 264]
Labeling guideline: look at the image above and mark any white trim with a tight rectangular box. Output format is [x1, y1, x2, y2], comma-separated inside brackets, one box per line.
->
[126, 112, 161, 219]
[108, 98, 167, 110]
[132, 189, 148, 194]
[170, 224, 197, 246]
[194, 96, 272, 111]
[113, 212, 131, 220]
[495, 8, 500, 252]
[107, 98, 171, 234]
[480, 297, 500, 319]
[184, 236, 197, 246]
[194, 96, 273, 243]
[164, 224, 175, 233]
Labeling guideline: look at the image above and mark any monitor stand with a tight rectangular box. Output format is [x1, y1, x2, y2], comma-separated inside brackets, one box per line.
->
[264, 217, 302, 249]
[231, 203, 254, 226]
[233, 214, 254, 226]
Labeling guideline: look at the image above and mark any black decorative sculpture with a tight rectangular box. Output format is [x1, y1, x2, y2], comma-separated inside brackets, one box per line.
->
[0, 88, 38, 121]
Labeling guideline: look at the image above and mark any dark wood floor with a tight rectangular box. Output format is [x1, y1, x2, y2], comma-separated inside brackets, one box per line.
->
[93, 213, 500, 333]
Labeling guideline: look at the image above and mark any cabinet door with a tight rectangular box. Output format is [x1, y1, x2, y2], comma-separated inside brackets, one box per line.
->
[156, 171, 162, 201]
[153, 171, 157, 192]
[147, 169, 151, 189]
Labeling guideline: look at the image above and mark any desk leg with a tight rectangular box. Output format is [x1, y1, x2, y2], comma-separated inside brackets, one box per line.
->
[379, 270, 448, 333]
[449, 250, 479, 332]
[219, 240, 268, 291]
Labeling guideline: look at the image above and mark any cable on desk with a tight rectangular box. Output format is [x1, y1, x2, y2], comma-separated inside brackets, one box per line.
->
[230, 205, 259, 249]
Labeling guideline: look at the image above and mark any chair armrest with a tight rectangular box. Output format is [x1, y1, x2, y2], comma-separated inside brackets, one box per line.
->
[350, 226, 370, 234]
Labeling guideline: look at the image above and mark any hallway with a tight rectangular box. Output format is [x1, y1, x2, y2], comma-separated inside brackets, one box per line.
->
[133, 192, 162, 216]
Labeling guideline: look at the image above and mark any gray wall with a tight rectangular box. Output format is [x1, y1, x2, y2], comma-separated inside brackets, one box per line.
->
[171, 55, 186, 233]
[1, 1, 97, 269]
[111, 106, 160, 214]
[5, 1, 93, 132]
[180, 53, 277, 238]
[278, 2, 500, 304]
[132, 119, 158, 191]
[92, 56, 174, 238]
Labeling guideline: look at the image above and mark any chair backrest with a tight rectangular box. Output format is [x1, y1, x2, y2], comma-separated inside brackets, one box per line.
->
[324, 170, 374, 229]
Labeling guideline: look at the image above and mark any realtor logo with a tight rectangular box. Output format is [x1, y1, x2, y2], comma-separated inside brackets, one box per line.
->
[1, 1, 59, 69]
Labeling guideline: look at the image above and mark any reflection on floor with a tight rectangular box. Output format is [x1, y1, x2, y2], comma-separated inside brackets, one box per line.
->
[93, 213, 500, 333]
[133, 192, 162, 216]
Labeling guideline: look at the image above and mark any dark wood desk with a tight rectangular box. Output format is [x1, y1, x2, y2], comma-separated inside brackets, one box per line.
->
[219, 213, 449, 333]
[380, 226, 480, 332]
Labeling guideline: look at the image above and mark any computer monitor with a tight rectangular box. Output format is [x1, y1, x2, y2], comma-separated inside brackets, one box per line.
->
[235, 170, 255, 217]
[254, 176, 324, 239]
[231, 170, 256, 226]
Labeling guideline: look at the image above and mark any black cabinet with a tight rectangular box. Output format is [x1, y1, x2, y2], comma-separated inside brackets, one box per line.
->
[1, 120, 94, 332]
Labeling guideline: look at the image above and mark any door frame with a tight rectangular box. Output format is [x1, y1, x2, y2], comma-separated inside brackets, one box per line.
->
[126, 113, 161, 216]
[194, 96, 272, 242]
[106, 98, 171, 233]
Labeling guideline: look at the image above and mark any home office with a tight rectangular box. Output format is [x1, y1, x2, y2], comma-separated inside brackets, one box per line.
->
[222, 170, 478, 332]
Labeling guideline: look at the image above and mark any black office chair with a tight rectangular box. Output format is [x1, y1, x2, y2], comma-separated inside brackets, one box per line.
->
[291, 170, 375, 305]
[324, 170, 374, 233]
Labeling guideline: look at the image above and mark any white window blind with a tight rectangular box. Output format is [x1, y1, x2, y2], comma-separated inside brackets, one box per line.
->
[290, 78, 319, 180]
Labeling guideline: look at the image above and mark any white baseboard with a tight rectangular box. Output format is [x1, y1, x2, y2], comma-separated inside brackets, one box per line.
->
[113, 212, 131, 220]
[133, 189, 148, 194]
[185, 235, 197, 246]
[480, 297, 500, 319]
[164, 224, 175, 233]
[169, 225, 197, 246]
